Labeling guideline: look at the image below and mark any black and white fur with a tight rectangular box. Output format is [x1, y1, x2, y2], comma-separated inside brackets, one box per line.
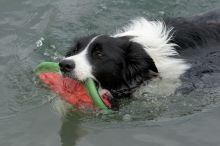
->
[57, 9, 220, 113]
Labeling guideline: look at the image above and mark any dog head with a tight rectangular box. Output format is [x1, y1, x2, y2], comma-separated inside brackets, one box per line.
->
[59, 35, 158, 100]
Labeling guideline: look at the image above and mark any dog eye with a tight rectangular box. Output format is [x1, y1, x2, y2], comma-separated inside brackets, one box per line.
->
[92, 43, 104, 58]
[94, 50, 103, 57]
[92, 46, 103, 58]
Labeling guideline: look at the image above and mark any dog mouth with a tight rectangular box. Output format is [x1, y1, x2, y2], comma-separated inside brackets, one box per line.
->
[93, 79, 113, 101]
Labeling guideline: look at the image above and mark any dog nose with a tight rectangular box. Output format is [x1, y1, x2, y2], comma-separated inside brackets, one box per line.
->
[59, 59, 75, 72]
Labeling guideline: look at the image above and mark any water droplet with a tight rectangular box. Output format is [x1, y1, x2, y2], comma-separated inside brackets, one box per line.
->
[36, 37, 45, 47]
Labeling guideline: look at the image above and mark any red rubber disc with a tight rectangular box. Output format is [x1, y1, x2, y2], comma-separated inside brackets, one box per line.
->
[38, 72, 94, 109]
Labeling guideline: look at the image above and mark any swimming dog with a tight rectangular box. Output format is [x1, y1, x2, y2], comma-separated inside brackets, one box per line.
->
[59, 9, 220, 110]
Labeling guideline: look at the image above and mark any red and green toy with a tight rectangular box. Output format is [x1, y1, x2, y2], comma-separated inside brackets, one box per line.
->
[34, 62, 112, 111]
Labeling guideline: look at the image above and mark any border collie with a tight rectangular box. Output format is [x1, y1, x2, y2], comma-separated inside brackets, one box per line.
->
[58, 9, 220, 111]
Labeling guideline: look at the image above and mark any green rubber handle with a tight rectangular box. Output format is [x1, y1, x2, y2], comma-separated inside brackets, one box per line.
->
[34, 62, 60, 75]
[84, 78, 108, 110]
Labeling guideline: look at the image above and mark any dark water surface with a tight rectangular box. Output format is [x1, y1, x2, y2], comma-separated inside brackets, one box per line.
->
[1, 0, 220, 145]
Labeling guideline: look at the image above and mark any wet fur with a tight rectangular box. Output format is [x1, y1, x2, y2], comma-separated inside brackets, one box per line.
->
[57, 9, 220, 113]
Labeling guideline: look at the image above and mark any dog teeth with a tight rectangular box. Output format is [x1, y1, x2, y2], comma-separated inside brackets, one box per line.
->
[98, 88, 111, 98]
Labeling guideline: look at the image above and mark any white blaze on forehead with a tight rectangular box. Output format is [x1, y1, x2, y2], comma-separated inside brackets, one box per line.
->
[65, 35, 101, 81]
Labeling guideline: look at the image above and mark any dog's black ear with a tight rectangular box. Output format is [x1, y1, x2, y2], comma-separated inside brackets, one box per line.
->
[117, 37, 159, 87]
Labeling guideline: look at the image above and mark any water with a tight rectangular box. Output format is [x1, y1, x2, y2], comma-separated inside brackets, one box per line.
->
[1, 0, 220, 145]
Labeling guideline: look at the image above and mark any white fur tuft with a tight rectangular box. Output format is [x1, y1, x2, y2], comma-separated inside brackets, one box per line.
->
[114, 18, 190, 96]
